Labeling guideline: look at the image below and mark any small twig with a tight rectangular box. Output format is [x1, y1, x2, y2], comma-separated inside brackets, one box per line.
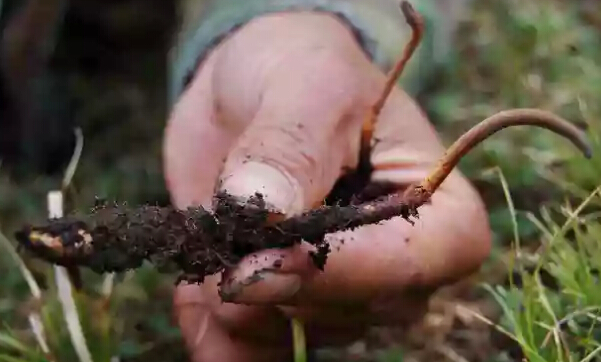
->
[435, 344, 470, 362]
[280, 109, 593, 237]
[541, 306, 601, 348]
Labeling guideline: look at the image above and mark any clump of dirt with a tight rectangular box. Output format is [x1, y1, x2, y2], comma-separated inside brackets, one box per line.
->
[13, 187, 420, 284]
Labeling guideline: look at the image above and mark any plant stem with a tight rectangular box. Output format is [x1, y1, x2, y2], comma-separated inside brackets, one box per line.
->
[291, 317, 307, 362]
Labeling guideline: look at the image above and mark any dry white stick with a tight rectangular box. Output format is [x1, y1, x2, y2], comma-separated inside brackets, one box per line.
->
[27, 314, 50, 353]
[48, 191, 93, 362]
[101, 273, 116, 298]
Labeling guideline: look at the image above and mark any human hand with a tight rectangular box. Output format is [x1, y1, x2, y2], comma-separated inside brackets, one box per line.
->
[163, 11, 491, 362]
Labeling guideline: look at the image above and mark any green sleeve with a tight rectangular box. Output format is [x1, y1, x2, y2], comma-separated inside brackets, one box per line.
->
[169, 0, 471, 107]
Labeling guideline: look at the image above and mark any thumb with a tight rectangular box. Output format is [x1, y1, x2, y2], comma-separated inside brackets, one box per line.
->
[217, 64, 362, 217]
[216, 68, 363, 303]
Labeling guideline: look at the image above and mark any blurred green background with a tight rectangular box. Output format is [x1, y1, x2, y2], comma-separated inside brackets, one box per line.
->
[1, 0, 601, 361]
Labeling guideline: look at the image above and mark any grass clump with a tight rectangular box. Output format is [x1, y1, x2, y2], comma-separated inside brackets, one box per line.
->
[481, 177, 601, 362]
[417, 0, 601, 361]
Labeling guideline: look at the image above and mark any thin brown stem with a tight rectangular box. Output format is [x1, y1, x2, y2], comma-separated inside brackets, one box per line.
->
[360, 0, 425, 159]
[278, 108, 593, 241]
[412, 108, 592, 196]
[372, 1, 425, 117]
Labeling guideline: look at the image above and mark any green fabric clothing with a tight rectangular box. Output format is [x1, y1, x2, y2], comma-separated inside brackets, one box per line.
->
[169, 0, 470, 107]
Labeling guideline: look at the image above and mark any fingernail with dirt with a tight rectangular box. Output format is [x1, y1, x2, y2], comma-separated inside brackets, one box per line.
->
[218, 161, 305, 216]
[219, 270, 301, 304]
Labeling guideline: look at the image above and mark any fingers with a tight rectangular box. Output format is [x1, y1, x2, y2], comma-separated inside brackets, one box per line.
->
[210, 13, 375, 216]
[218, 243, 315, 304]
[173, 275, 391, 357]
[218, 240, 432, 326]
[174, 287, 290, 362]
[215, 50, 366, 216]
[218, 87, 492, 307]
[166, 11, 492, 361]
[174, 275, 292, 344]
[209, 21, 492, 306]
[166, 13, 383, 362]
[212, 28, 375, 307]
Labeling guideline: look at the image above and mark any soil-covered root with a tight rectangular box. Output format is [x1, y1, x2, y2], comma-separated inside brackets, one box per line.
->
[13, 190, 418, 283]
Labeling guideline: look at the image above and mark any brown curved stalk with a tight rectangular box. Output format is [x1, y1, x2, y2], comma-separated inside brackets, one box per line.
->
[276, 108, 593, 239]
[360, 0, 425, 160]
[407, 108, 592, 200]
